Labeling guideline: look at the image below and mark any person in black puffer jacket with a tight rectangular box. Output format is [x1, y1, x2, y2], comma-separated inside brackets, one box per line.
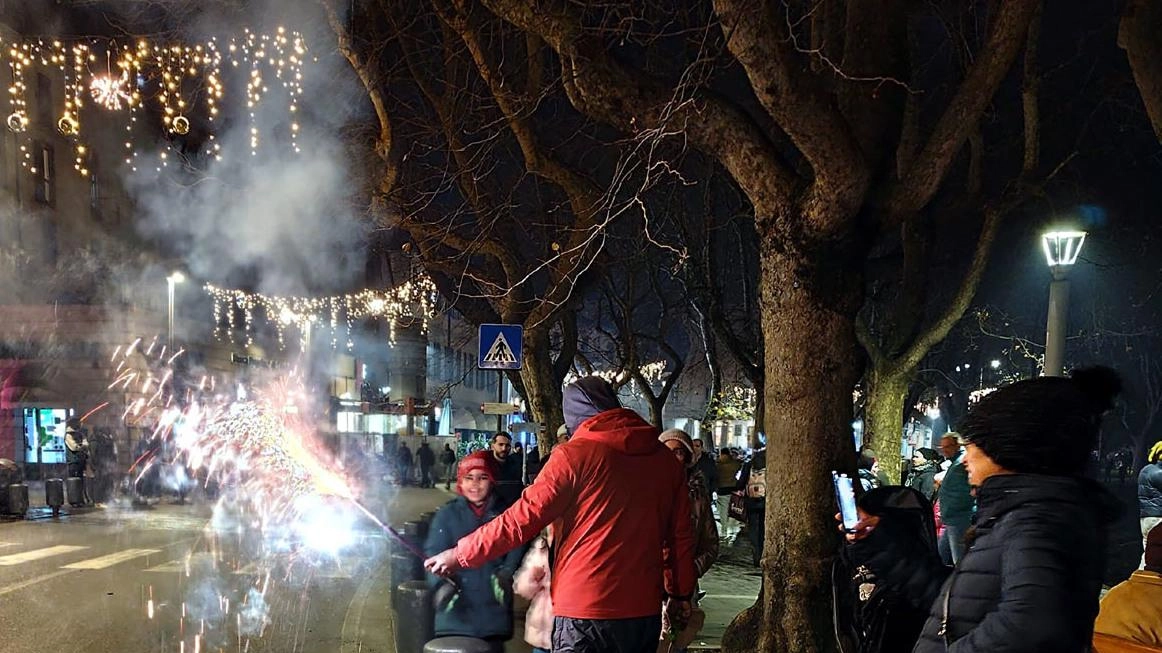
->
[1140, 440, 1162, 568]
[846, 366, 1123, 653]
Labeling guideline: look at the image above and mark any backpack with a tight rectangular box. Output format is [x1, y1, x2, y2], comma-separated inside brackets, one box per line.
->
[745, 463, 766, 498]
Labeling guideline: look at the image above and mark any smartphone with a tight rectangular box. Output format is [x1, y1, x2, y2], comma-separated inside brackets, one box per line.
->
[832, 471, 859, 532]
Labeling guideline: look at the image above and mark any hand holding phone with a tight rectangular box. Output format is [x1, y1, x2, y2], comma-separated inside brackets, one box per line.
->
[832, 471, 859, 532]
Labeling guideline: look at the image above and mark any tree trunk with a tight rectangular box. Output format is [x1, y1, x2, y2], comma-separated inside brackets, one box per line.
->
[646, 395, 664, 430]
[520, 327, 564, 457]
[751, 243, 862, 653]
[862, 367, 910, 486]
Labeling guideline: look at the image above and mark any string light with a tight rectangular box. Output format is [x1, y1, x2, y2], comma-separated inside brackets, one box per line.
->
[203, 275, 440, 350]
[0, 29, 310, 177]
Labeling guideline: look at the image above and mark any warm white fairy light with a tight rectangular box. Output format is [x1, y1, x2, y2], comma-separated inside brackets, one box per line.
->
[1, 28, 310, 178]
[204, 276, 440, 350]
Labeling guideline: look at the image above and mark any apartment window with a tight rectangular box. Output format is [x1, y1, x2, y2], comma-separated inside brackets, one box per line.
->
[35, 74, 52, 127]
[33, 143, 54, 205]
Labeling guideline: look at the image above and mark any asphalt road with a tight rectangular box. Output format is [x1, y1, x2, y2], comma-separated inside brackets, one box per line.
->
[0, 486, 451, 653]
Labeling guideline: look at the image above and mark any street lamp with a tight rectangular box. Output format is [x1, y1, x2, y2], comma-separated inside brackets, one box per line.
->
[166, 271, 185, 353]
[1041, 230, 1086, 377]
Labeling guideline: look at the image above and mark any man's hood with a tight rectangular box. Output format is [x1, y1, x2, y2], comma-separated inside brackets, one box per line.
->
[570, 408, 662, 456]
[563, 376, 622, 433]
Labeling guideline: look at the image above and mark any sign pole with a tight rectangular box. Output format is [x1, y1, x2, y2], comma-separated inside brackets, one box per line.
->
[496, 371, 504, 432]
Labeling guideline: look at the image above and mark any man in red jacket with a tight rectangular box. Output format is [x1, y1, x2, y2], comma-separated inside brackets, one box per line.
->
[425, 376, 696, 653]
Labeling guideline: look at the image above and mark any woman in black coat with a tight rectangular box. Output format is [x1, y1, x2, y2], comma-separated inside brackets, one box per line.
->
[846, 367, 1123, 653]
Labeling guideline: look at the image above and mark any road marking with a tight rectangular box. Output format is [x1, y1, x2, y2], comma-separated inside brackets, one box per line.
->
[702, 594, 759, 600]
[144, 560, 186, 573]
[0, 545, 88, 565]
[62, 548, 162, 570]
[0, 570, 73, 596]
[340, 562, 385, 653]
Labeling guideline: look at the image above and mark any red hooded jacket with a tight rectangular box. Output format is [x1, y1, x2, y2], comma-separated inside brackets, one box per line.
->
[453, 407, 696, 620]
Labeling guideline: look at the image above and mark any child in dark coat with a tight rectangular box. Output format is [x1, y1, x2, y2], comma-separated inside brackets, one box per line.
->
[424, 451, 524, 652]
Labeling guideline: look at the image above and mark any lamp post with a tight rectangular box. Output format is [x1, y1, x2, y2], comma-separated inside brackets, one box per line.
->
[166, 271, 185, 353]
[1041, 231, 1086, 377]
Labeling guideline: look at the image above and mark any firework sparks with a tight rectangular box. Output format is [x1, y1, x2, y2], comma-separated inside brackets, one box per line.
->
[90, 72, 133, 110]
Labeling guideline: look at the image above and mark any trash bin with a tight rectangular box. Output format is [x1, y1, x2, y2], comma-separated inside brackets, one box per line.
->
[394, 580, 434, 653]
[65, 477, 84, 506]
[6, 484, 28, 516]
[45, 478, 64, 517]
[423, 637, 495, 653]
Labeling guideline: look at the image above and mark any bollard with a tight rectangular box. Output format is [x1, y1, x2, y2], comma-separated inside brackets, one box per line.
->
[423, 636, 495, 653]
[45, 478, 64, 517]
[6, 483, 28, 516]
[403, 520, 429, 552]
[65, 477, 84, 506]
[394, 580, 434, 653]
[390, 549, 423, 610]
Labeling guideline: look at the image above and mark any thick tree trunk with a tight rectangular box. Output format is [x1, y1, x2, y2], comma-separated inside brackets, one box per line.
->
[751, 244, 862, 653]
[519, 327, 564, 457]
[863, 368, 910, 485]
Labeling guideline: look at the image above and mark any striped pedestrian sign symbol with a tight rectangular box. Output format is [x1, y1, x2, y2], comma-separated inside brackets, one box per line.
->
[478, 324, 523, 370]
[483, 333, 517, 366]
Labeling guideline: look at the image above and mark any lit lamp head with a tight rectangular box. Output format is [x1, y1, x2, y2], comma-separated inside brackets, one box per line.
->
[1041, 231, 1086, 279]
[167, 271, 186, 286]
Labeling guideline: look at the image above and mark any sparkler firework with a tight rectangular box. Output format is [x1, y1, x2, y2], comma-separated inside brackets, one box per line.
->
[104, 337, 421, 650]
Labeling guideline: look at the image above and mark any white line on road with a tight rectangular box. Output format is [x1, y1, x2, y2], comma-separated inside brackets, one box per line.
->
[143, 560, 186, 573]
[62, 548, 162, 570]
[0, 570, 73, 596]
[0, 545, 88, 565]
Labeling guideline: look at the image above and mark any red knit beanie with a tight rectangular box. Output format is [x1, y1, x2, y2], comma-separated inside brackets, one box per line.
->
[456, 451, 496, 495]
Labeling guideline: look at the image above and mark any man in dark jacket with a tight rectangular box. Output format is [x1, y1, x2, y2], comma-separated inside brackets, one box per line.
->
[417, 441, 436, 488]
[397, 443, 413, 486]
[904, 448, 941, 502]
[936, 434, 973, 565]
[425, 376, 696, 653]
[441, 444, 457, 490]
[690, 437, 718, 497]
[489, 432, 524, 507]
[847, 366, 1123, 653]
[1140, 440, 1162, 569]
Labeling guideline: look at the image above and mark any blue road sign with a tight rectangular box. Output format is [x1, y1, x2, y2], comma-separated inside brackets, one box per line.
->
[478, 324, 523, 370]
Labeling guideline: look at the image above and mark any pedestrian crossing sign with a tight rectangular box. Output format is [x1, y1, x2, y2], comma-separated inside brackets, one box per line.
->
[478, 324, 523, 370]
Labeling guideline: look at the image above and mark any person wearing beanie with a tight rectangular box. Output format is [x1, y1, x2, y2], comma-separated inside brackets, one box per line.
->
[425, 376, 696, 653]
[845, 366, 1123, 653]
[1094, 522, 1162, 648]
[423, 451, 524, 651]
[660, 429, 719, 578]
[905, 447, 942, 501]
[1139, 440, 1162, 569]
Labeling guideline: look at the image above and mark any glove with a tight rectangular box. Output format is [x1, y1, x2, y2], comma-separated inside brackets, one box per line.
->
[491, 570, 513, 605]
[433, 577, 461, 613]
[664, 598, 692, 636]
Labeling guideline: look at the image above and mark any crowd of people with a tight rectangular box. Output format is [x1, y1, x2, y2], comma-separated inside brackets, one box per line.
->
[842, 367, 1162, 653]
[400, 366, 1162, 653]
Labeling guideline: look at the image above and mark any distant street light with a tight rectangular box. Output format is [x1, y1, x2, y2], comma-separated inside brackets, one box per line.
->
[990, 359, 1001, 369]
[1041, 231, 1086, 376]
[166, 272, 186, 353]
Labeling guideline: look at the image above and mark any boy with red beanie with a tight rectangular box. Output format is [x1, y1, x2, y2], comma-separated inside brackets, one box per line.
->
[424, 451, 525, 652]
